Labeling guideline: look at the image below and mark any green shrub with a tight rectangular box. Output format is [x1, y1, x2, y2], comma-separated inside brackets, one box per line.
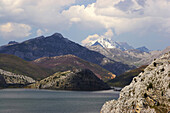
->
[144, 93, 147, 98]
[147, 83, 153, 90]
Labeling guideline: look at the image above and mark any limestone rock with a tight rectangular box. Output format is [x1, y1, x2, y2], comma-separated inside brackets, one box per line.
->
[29, 69, 110, 91]
[0, 69, 35, 85]
[101, 52, 170, 113]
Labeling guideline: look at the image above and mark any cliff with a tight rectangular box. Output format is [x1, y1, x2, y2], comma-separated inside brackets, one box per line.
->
[101, 52, 170, 113]
[29, 69, 110, 91]
[0, 69, 35, 86]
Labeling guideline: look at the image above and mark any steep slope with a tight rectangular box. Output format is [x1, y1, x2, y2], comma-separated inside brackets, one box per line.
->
[0, 54, 51, 80]
[101, 52, 170, 113]
[107, 65, 147, 87]
[29, 69, 111, 91]
[32, 54, 115, 81]
[126, 46, 170, 66]
[136, 46, 150, 53]
[0, 33, 134, 75]
[86, 37, 134, 50]
[0, 74, 7, 88]
[0, 69, 35, 87]
[87, 45, 140, 65]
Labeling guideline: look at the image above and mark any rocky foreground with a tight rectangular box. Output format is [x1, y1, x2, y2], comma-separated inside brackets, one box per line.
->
[101, 52, 170, 113]
[29, 69, 110, 91]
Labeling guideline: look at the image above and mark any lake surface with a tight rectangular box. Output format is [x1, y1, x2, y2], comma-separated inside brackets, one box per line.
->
[0, 89, 119, 113]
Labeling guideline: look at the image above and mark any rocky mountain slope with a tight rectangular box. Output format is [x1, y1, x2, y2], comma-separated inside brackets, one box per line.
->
[87, 45, 170, 66]
[136, 46, 150, 53]
[87, 45, 140, 65]
[32, 54, 115, 81]
[85, 37, 134, 50]
[0, 69, 35, 87]
[0, 54, 52, 80]
[101, 52, 170, 113]
[29, 69, 110, 91]
[0, 33, 134, 75]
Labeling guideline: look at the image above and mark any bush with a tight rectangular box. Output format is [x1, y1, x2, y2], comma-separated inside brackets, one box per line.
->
[147, 83, 153, 90]
[144, 93, 147, 98]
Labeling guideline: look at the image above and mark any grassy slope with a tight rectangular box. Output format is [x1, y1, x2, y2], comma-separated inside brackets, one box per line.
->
[0, 54, 52, 80]
[32, 55, 115, 82]
[107, 65, 147, 87]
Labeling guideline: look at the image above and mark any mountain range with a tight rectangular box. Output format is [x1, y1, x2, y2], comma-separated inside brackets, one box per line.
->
[0, 33, 134, 76]
[85, 37, 170, 66]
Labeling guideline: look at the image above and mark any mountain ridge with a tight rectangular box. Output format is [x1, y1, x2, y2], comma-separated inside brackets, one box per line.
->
[0, 33, 134, 75]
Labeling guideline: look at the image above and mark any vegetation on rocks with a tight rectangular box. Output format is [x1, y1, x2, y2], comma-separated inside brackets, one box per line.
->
[28, 69, 110, 91]
[101, 52, 170, 113]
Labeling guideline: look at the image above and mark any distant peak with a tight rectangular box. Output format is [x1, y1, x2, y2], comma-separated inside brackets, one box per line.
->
[51, 33, 63, 38]
[136, 46, 150, 53]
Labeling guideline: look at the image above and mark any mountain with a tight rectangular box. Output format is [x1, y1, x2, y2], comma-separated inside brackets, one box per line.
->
[0, 54, 52, 80]
[29, 69, 111, 91]
[32, 54, 115, 81]
[125, 46, 170, 66]
[107, 65, 147, 87]
[86, 37, 134, 51]
[136, 46, 150, 53]
[0, 33, 134, 75]
[87, 43, 170, 67]
[101, 52, 170, 113]
[87, 45, 141, 65]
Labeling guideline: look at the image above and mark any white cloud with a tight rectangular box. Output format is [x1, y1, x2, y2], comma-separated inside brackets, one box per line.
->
[0, 22, 31, 39]
[0, 0, 169, 40]
[0, 0, 76, 29]
[62, 0, 170, 35]
[81, 29, 114, 45]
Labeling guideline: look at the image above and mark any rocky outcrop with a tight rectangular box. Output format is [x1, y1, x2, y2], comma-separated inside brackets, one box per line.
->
[29, 69, 110, 91]
[0, 74, 7, 88]
[0, 69, 35, 85]
[101, 52, 170, 113]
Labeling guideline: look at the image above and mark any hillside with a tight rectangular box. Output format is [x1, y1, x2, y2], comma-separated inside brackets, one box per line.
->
[107, 65, 147, 87]
[0, 33, 134, 75]
[87, 45, 140, 65]
[29, 69, 111, 91]
[32, 54, 115, 81]
[101, 52, 170, 113]
[0, 54, 51, 80]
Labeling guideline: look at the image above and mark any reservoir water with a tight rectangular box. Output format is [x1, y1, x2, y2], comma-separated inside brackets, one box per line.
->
[0, 89, 119, 113]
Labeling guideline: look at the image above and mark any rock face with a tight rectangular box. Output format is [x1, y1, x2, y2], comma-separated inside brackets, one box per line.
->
[0, 75, 7, 88]
[29, 69, 110, 91]
[87, 45, 140, 65]
[101, 52, 170, 113]
[0, 69, 35, 85]
[87, 45, 170, 67]
[0, 33, 134, 75]
[32, 54, 116, 81]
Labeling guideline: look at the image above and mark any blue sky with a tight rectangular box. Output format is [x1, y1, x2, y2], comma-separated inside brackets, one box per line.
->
[0, 0, 169, 50]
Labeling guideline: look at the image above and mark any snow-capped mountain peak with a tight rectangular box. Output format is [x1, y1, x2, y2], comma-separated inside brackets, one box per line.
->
[87, 37, 134, 51]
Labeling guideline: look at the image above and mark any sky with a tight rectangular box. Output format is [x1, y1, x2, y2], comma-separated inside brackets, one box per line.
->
[0, 0, 170, 50]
